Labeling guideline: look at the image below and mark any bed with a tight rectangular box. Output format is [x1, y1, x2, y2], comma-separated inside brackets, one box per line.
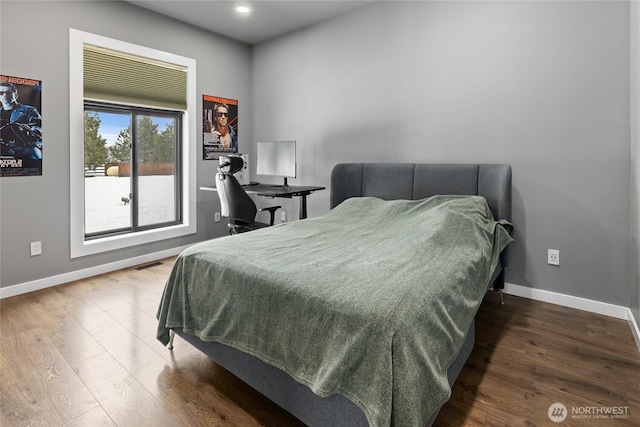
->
[157, 162, 513, 426]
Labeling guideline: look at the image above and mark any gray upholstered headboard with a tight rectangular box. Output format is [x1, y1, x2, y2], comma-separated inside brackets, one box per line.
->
[330, 163, 512, 223]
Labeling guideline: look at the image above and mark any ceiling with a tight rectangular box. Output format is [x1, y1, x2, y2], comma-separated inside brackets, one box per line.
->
[126, 1, 379, 45]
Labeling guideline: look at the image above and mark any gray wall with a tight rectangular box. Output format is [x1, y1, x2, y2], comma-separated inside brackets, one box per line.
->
[0, 0, 246, 287]
[252, 1, 632, 307]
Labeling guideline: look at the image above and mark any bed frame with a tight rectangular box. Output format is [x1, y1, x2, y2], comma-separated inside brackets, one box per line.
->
[170, 163, 512, 426]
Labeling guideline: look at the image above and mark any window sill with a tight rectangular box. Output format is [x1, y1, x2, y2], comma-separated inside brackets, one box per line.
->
[70, 222, 196, 258]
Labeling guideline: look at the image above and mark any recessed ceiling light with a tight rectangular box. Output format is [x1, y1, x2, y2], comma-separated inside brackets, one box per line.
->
[236, 6, 251, 14]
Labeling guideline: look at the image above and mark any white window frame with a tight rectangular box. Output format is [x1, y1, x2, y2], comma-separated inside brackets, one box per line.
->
[69, 29, 197, 258]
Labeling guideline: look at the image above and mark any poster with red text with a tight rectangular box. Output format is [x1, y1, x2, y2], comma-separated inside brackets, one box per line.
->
[1, 75, 43, 177]
[203, 95, 238, 160]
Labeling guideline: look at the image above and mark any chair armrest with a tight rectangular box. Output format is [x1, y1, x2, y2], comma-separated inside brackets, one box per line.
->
[259, 205, 281, 225]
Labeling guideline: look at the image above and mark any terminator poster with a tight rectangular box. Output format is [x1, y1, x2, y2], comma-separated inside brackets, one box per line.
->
[203, 95, 238, 160]
[1, 75, 43, 177]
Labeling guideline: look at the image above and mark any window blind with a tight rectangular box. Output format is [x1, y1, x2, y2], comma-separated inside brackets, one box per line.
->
[83, 44, 187, 110]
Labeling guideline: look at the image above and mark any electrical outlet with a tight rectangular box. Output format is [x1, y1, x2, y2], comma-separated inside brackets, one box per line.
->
[548, 249, 559, 266]
[281, 211, 286, 222]
[30, 241, 42, 257]
[214, 212, 221, 222]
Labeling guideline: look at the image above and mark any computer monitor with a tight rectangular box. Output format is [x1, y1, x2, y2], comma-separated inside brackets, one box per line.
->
[256, 140, 296, 186]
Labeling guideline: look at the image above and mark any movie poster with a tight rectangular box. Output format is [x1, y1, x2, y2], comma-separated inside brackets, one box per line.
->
[1, 75, 43, 177]
[203, 95, 238, 160]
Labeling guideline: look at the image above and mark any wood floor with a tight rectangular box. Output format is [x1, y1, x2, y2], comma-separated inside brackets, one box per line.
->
[1, 257, 638, 426]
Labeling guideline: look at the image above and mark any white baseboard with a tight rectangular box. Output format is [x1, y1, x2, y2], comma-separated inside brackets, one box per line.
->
[503, 282, 630, 319]
[629, 309, 640, 354]
[0, 245, 191, 299]
[504, 282, 640, 353]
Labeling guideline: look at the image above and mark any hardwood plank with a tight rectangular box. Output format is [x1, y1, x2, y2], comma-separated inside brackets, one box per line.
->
[100, 300, 168, 360]
[1, 380, 59, 427]
[170, 385, 268, 427]
[74, 351, 179, 426]
[62, 406, 116, 426]
[52, 324, 105, 367]
[0, 294, 51, 338]
[84, 316, 201, 411]
[0, 329, 99, 425]
[545, 351, 638, 391]
[433, 393, 487, 426]
[0, 347, 23, 388]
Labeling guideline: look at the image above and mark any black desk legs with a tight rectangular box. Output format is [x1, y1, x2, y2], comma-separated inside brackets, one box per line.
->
[299, 195, 308, 220]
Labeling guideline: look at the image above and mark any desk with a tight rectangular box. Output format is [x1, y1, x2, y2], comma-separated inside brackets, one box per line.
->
[200, 183, 325, 220]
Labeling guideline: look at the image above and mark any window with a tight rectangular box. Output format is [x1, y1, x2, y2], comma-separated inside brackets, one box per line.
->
[70, 29, 196, 258]
[84, 103, 182, 238]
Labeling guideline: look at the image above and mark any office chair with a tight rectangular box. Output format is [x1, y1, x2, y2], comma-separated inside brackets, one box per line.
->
[216, 156, 281, 235]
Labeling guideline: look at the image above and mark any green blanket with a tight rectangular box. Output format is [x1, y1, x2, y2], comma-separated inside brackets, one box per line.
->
[157, 196, 513, 426]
